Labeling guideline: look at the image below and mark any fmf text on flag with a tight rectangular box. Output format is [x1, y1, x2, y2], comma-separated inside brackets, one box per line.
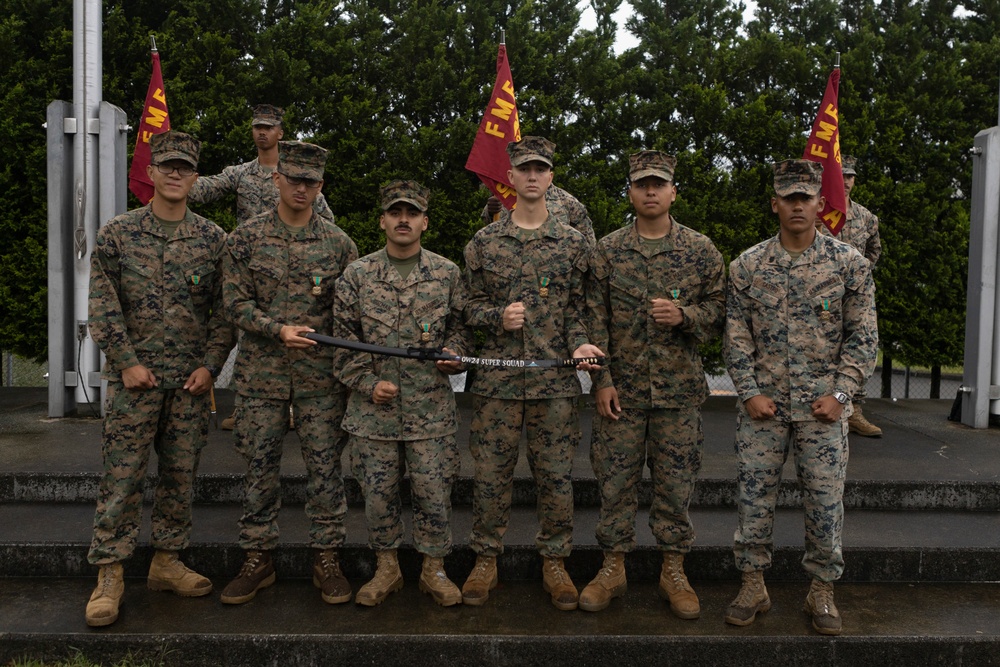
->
[128, 49, 170, 205]
[465, 44, 521, 211]
[802, 67, 847, 235]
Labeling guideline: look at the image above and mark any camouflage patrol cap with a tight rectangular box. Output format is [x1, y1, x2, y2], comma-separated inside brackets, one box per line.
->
[629, 150, 676, 182]
[507, 136, 555, 168]
[842, 155, 858, 176]
[252, 104, 284, 126]
[772, 159, 823, 197]
[380, 179, 430, 212]
[277, 141, 327, 181]
[149, 130, 200, 169]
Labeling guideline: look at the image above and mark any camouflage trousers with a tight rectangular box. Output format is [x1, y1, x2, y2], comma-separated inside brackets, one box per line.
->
[733, 412, 849, 581]
[88, 382, 209, 565]
[234, 392, 348, 550]
[591, 406, 703, 553]
[469, 396, 579, 558]
[352, 434, 459, 557]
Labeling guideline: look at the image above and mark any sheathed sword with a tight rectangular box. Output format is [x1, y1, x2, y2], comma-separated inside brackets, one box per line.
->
[304, 332, 603, 368]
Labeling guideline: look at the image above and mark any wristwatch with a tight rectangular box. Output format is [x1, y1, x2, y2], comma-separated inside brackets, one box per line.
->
[832, 391, 849, 404]
[205, 365, 220, 379]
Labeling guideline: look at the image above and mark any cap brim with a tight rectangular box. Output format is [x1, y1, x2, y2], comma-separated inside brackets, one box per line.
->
[382, 197, 427, 212]
[630, 169, 673, 182]
[154, 152, 198, 169]
[252, 119, 279, 126]
[278, 166, 324, 181]
[510, 154, 553, 168]
[774, 184, 821, 197]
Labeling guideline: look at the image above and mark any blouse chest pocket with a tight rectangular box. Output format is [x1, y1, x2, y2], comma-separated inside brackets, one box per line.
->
[746, 278, 786, 311]
[810, 280, 846, 324]
[247, 256, 286, 302]
[120, 252, 159, 307]
[610, 270, 646, 312]
[182, 261, 217, 313]
[410, 297, 449, 344]
[360, 291, 399, 342]
[481, 257, 520, 296]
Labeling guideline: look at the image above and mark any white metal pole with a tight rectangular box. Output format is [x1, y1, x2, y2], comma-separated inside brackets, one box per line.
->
[72, 0, 102, 408]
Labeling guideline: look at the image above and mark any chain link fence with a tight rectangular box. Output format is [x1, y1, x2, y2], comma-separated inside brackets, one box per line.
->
[1, 352, 48, 387]
[2, 350, 963, 400]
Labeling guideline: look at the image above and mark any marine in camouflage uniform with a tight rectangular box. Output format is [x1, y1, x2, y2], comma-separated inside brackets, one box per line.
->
[333, 180, 470, 607]
[818, 155, 883, 437]
[188, 104, 334, 225]
[462, 136, 602, 611]
[481, 184, 596, 247]
[723, 159, 878, 635]
[578, 151, 725, 618]
[188, 104, 333, 431]
[221, 141, 359, 606]
[85, 131, 234, 627]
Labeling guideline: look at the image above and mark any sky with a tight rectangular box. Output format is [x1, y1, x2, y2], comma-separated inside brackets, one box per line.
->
[577, 1, 759, 54]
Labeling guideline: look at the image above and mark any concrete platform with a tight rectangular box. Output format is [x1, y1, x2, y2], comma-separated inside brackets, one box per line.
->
[2, 387, 999, 665]
[2, 579, 999, 667]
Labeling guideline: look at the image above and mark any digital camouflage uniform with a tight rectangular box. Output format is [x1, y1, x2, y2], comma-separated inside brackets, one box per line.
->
[87, 132, 234, 565]
[188, 104, 334, 225]
[587, 213, 725, 554]
[334, 218, 470, 557]
[817, 156, 880, 402]
[481, 185, 596, 248]
[224, 141, 358, 551]
[188, 159, 335, 225]
[725, 160, 878, 582]
[464, 139, 591, 558]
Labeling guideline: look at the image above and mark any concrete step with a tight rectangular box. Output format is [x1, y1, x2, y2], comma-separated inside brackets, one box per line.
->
[5, 471, 1000, 510]
[1, 577, 997, 667]
[3, 503, 998, 582]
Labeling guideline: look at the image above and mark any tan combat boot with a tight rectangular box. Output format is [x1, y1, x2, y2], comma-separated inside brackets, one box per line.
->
[419, 555, 462, 606]
[848, 404, 882, 437]
[147, 551, 212, 597]
[355, 550, 404, 606]
[579, 551, 627, 612]
[541, 556, 579, 611]
[85, 562, 124, 627]
[220, 413, 235, 430]
[724, 570, 771, 626]
[659, 552, 700, 619]
[461, 555, 498, 606]
[313, 549, 352, 604]
[804, 579, 843, 635]
[220, 550, 276, 604]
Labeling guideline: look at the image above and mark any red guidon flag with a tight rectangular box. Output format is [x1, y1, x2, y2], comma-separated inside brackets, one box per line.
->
[128, 49, 170, 204]
[465, 43, 521, 211]
[802, 67, 847, 235]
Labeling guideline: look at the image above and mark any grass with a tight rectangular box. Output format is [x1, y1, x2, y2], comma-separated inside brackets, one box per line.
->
[6, 648, 172, 667]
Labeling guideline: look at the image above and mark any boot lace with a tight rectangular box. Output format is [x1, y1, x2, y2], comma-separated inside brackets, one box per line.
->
[544, 559, 570, 585]
[238, 552, 263, 577]
[662, 557, 692, 592]
[733, 577, 763, 608]
[318, 551, 342, 578]
[468, 558, 494, 583]
[98, 567, 118, 595]
[811, 581, 836, 614]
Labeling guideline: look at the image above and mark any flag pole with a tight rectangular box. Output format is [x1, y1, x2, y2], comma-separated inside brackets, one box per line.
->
[501, 29, 505, 46]
[150, 34, 157, 53]
[834, 51, 840, 69]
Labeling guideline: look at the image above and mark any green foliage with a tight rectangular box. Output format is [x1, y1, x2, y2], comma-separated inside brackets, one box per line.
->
[1, 0, 994, 369]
